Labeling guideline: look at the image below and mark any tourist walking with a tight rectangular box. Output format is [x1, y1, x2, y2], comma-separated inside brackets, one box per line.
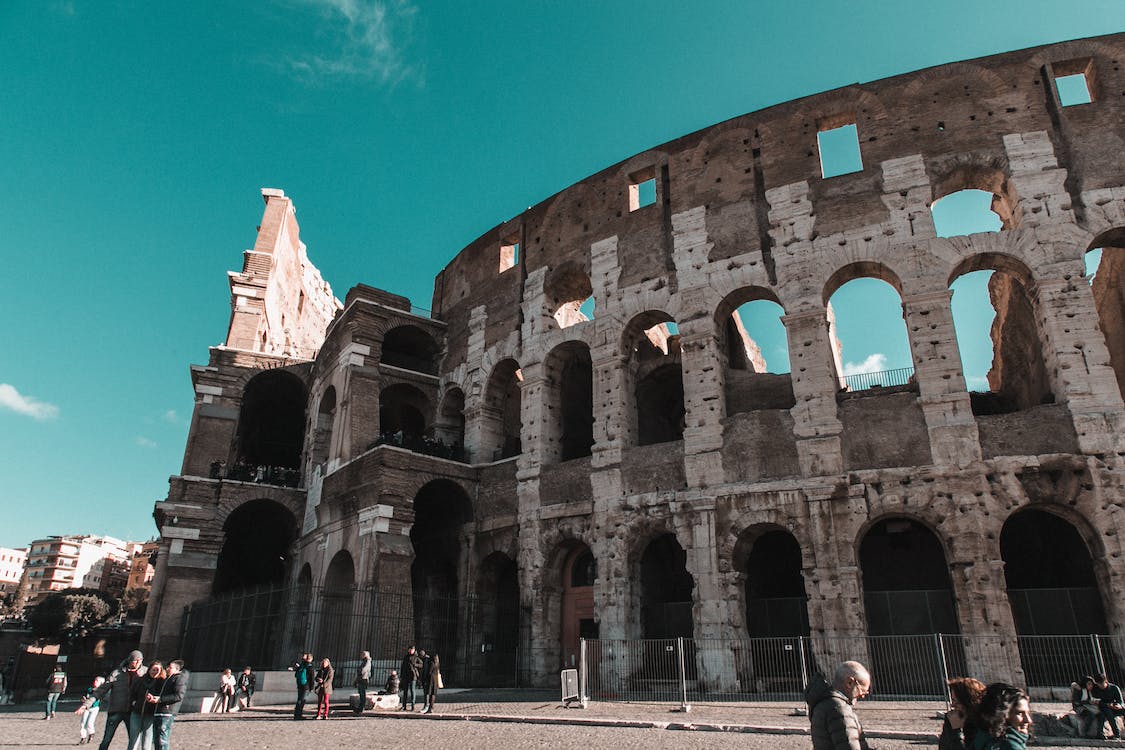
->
[78, 676, 105, 744]
[77, 650, 145, 750]
[940, 677, 986, 750]
[420, 653, 441, 714]
[129, 661, 164, 750]
[973, 683, 1032, 750]
[314, 657, 334, 719]
[44, 664, 67, 719]
[805, 661, 872, 750]
[235, 666, 256, 710]
[148, 659, 187, 750]
[290, 653, 315, 720]
[399, 646, 421, 711]
[355, 650, 372, 714]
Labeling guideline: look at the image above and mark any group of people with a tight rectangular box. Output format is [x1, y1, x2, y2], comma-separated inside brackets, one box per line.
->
[289, 645, 442, 720]
[209, 460, 301, 487]
[209, 666, 256, 713]
[1070, 673, 1125, 739]
[67, 650, 188, 749]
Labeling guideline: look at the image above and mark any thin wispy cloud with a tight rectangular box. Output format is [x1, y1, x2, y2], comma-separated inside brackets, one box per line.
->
[289, 0, 419, 86]
[842, 353, 887, 376]
[0, 383, 59, 420]
[163, 409, 179, 423]
[136, 436, 158, 448]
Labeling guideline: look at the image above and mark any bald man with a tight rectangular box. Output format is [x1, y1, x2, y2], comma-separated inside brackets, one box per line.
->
[805, 661, 872, 750]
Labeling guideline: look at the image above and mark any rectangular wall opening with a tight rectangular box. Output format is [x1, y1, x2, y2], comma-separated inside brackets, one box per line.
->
[1053, 58, 1096, 107]
[628, 167, 657, 211]
[499, 236, 520, 273]
[817, 115, 863, 178]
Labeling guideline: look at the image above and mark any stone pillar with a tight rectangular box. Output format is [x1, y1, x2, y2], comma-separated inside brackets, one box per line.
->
[782, 311, 844, 477]
[901, 290, 982, 467]
[681, 505, 738, 691]
[678, 322, 726, 488]
[461, 305, 490, 461]
[344, 364, 379, 462]
[947, 557, 1025, 685]
[591, 351, 627, 468]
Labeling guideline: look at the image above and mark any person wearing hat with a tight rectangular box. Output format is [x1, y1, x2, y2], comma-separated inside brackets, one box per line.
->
[77, 650, 144, 750]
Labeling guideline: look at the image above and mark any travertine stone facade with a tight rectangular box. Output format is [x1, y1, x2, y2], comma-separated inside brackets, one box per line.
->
[146, 35, 1125, 689]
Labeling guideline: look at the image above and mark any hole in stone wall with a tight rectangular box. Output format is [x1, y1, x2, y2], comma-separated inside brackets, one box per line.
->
[931, 189, 1003, 238]
[212, 499, 298, 595]
[718, 291, 794, 414]
[379, 383, 430, 443]
[626, 313, 685, 445]
[482, 359, 523, 462]
[545, 262, 594, 329]
[545, 342, 594, 462]
[1055, 73, 1093, 106]
[742, 529, 808, 638]
[1085, 232, 1125, 401]
[628, 167, 657, 211]
[826, 277, 913, 393]
[817, 121, 863, 178]
[310, 385, 336, 467]
[499, 235, 520, 273]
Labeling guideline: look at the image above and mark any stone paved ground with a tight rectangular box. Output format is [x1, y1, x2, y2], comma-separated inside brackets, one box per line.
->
[0, 693, 1100, 749]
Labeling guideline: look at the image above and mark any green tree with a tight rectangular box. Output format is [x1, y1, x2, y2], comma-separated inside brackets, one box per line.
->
[27, 588, 120, 641]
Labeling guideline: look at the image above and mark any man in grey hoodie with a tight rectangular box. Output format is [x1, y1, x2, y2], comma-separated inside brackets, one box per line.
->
[805, 661, 872, 750]
[77, 650, 144, 750]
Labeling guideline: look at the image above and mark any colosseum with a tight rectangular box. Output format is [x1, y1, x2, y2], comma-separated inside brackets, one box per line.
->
[142, 34, 1125, 697]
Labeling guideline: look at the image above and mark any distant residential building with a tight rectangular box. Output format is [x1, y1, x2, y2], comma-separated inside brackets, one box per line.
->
[127, 541, 159, 592]
[19, 535, 132, 609]
[0, 547, 28, 604]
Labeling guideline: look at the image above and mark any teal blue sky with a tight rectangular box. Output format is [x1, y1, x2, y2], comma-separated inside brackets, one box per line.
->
[1, 2, 1121, 549]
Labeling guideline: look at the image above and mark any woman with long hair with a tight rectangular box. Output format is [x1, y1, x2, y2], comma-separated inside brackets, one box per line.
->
[420, 654, 441, 715]
[941, 677, 987, 750]
[973, 683, 1032, 750]
[315, 658, 334, 719]
[130, 661, 165, 750]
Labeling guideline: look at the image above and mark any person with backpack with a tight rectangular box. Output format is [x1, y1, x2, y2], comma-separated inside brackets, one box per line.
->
[45, 665, 67, 719]
[290, 653, 315, 720]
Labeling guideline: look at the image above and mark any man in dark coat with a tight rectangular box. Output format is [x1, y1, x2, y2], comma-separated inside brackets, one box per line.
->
[805, 661, 872, 750]
[1093, 673, 1125, 739]
[399, 646, 421, 711]
[78, 650, 145, 750]
[149, 659, 187, 750]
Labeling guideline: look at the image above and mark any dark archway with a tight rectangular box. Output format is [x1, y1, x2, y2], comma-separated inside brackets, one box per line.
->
[560, 545, 597, 668]
[411, 480, 473, 677]
[317, 551, 356, 662]
[235, 370, 307, 468]
[482, 359, 522, 461]
[1086, 231, 1125, 401]
[436, 387, 465, 448]
[624, 311, 685, 446]
[640, 534, 694, 639]
[545, 342, 594, 462]
[382, 325, 441, 375]
[379, 383, 430, 442]
[310, 386, 336, 467]
[212, 499, 298, 595]
[477, 552, 520, 684]
[742, 530, 809, 637]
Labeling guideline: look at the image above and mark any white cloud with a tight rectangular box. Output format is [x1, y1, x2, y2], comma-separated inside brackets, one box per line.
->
[842, 353, 887, 376]
[0, 383, 59, 420]
[290, 0, 419, 85]
[162, 409, 178, 423]
[135, 436, 157, 448]
[966, 375, 990, 391]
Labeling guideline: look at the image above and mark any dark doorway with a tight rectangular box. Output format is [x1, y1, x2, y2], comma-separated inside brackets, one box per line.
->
[744, 530, 809, 637]
[557, 345, 594, 461]
[379, 383, 429, 441]
[561, 546, 596, 668]
[212, 499, 298, 595]
[477, 553, 519, 685]
[635, 364, 685, 445]
[640, 534, 694, 639]
[235, 371, 307, 467]
[382, 326, 440, 375]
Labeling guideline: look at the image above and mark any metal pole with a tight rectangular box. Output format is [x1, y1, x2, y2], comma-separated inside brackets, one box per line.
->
[677, 637, 690, 713]
[798, 636, 809, 693]
[1093, 634, 1107, 677]
[579, 637, 588, 708]
[935, 633, 951, 707]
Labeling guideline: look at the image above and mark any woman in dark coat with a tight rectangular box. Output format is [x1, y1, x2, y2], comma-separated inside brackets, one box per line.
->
[940, 677, 986, 750]
[314, 658, 334, 719]
[973, 683, 1033, 750]
[420, 654, 441, 714]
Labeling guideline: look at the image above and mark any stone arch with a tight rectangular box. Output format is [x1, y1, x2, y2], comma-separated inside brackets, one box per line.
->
[948, 252, 1053, 414]
[823, 261, 906, 305]
[480, 358, 523, 462]
[715, 286, 795, 415]
[535, 521, 594, 672]
[637, 532, 695, 640]
[212, 498, 299, 595]
[930, 160, 1019, 230]
[379, 383, 431, 443]
[381, 325, 441, 375]
[542, 341, 594, 463]
[544, 260, 594, 329]
[475, 551, 520, 684]
[234, 369, 307, 469]
[435, 385, 465, 450]
[622, 310, 684, 446]
[316, 550, 356, 659]
[1086, 228, 1125, 401]
[902, 62, 1010, 100]
[732, 525, 809, 637]
[310, 384, 336, 467]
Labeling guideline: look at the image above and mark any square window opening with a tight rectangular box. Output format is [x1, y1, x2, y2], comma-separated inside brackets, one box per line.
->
[817, 120, 863, 178]
[1055, 73, 1092, 107]
[499, 237, 520, 273]
[628, 168, 657, 212]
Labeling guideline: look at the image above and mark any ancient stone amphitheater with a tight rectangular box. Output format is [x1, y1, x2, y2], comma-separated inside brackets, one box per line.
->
[143, 34, 1125, 694]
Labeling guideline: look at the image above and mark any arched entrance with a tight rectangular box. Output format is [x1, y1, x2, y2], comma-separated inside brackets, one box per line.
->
[476, 553, 520, 684]
[235, 370, 307, 468]
[859, 517, 959, 695]
[640, 534, 694, 639]
[212, 499, 298, 595]
[411, 480, 473, 678]
[560, 545, 597, 668]
[318, 551, 356, 660]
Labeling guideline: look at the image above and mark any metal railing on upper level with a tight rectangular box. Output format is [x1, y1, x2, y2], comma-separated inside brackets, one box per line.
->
[840, 366, 916, 392]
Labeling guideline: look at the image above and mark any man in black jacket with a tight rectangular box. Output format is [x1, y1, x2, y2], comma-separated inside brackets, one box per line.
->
[77, 650, 145, 750]
[235, 667, 256, 710]
[805, 661, 872, 750]
[399, 646, 421, 711]
[148, 660, 186, 750]
[1093, 673, 1125, 739]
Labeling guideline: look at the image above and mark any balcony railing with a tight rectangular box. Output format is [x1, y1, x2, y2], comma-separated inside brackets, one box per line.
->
[368, 432, 467, 463]
[208, 461, 301, 488]
[840, 366, 915, 392]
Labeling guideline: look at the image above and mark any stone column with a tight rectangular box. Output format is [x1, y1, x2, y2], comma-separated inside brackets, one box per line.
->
[681, 505, 738, 691]
[901, 290, 982, 467]
[947, 558, 1025, 685]
[591, 350, 627, 469]
[678, 323, 726, 488]
[782, 311, 844, 477]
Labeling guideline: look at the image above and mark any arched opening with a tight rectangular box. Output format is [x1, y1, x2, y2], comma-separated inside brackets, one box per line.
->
[824, 269, 914, 393]
[1001, 508, 1109, 686]
[411, 480, 473, 678]
[640, 533, 694, 640]
[625, 312, 685, 446]
[212, 499, 298, 595]
[481, 359, 522, 462]
[379, 383, 430, 445]
[930, 165, 1019, 236]
[560, 545, 597, 668]
[859, 517, 959, 695]
[310, 385, 336, 468]
[381, 325, 441, 375]
[318, 550, 356, 661]
[716, 289, 794, 414]
[949, 256, 1053, 415]
[435, 387, 466, 451]
[235, 370, 307, 468]
[1086, 229, 1125, 400]
[544, 342, 594, 462]
[476, 552, 520, 685]
[544, 261, 594, 329]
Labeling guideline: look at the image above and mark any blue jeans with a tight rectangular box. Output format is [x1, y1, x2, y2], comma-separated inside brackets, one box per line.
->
[153, 715, 175, 750]
[130, 713, 155, 750]
[401, 679, 415, 707]
[98, 712, 135, 750]
[294, 685, 309, 718]
[45, 692, 61, 717]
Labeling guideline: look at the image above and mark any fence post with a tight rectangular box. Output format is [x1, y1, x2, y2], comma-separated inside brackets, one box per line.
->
[935, 634, 950, 706]
[1092, 635, 1107, 677]
[798, 636, 809, 692]
[579, 638, 588, 708]
[677, 637, 690, 712]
